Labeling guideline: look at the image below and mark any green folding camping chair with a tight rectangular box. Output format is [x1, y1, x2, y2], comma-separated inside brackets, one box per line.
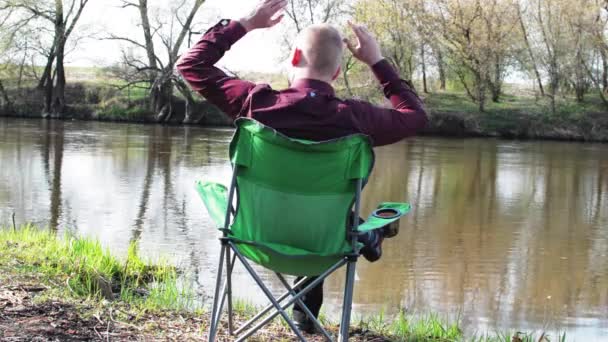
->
[196, 118, 411, 342]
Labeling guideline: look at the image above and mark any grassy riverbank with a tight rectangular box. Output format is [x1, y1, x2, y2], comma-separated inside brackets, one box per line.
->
[423, 92, 608, 141]
[0, 225, 566, 341]
[1, 78, 607, 142]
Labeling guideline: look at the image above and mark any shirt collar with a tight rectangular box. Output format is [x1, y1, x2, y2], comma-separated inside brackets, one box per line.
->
[291, 78, 335, 96]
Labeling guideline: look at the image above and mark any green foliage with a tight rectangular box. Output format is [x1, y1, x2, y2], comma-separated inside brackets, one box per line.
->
[470, 331, 567, 342]
[96, 103, 151, 121]
[425, 92, 480, 113]
[426, 91, 607, 118]
[0, 224, 193, 312]
[372, 310, 462, 341]
[352, 309, 568, 341]
[233, 298, 260, 317]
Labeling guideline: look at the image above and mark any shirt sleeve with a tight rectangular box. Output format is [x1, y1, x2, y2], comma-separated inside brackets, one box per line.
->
[176, 19, 255, 120]
[349, 59, 429, 147]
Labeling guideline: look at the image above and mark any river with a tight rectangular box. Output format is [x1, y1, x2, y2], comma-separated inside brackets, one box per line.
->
[0, 117, 606, 339]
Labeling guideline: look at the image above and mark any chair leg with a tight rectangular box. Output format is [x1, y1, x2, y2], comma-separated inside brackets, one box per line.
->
[276, 273, 333, 342]
[208, 245, 226, 342]
[234, 258, 346, 341]
[231, 244, 308, 342]
[226, 248, 235, 335]
[338, 261, 357, 342]
[234, 276, 310, 336]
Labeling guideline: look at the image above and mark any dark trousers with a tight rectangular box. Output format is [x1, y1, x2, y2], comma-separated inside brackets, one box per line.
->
[293, 219, 379, 319]
[293, 276, 324, 318]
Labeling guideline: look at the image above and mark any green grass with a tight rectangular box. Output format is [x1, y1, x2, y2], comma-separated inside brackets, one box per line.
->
[425, 91, 607, 118]
[0, 224, 193, 312]
[423, 91, 608, 140]
[470, 331, 567, 342]
[0, 224, 571, 341]
[390, 311, 461, 341]
[353, 309, 567, 341]
[351, 309, 463, 341]
[95, 103, 151, 121]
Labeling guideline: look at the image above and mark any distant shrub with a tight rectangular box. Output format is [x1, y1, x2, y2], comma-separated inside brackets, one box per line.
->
[95, 103, 151, 121]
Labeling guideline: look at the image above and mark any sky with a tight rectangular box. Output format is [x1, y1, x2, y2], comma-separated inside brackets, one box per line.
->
[70, 0, 288, 73]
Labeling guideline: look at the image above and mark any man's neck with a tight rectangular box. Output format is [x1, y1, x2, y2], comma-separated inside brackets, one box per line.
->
[291, 69, 333, 85]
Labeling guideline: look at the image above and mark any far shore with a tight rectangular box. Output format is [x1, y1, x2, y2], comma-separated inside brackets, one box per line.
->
[2, 83, 607, 143]
[3, 108, 608, 144]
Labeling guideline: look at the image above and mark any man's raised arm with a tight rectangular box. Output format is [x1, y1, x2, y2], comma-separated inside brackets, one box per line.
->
[176, 0, 287, 119]
[344, 22, 428, 146]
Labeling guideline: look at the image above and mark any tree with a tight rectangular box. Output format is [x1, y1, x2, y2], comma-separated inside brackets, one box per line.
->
[0, 0, 90, 117]
[579, 0, 608, 107]
[517, 1, 545, 96]
[284, 0, 345, 34]
[354, 0, 418, 80]
[533, 0, 573, 114]
[110, 0, 205, 123]
[591, 0, 608, 93]
[0, 12, 13, 112]
[433, 0, 520, 111]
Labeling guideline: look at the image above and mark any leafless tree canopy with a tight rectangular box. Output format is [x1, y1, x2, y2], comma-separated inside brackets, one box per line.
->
[110, 0, 206, 123]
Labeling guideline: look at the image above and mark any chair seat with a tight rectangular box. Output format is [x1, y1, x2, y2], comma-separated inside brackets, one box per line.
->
[230, 237, 355, 276]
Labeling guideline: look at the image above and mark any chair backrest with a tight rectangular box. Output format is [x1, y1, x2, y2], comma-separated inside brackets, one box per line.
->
[227, 119, 374, 276]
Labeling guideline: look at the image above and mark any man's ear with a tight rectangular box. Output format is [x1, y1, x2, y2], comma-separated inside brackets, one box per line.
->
[291, 48, 302, 66]
[332, 66, 341, 81]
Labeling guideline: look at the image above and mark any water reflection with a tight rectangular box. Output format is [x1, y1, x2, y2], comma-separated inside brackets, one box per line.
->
[0, 117, 606, 339]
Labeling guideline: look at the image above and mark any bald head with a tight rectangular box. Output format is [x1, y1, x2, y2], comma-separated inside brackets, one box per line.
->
[295, 24, 343, 79]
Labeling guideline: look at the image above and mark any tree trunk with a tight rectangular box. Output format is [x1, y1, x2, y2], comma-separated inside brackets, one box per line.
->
[175, 79, 196, 124]
[138, 0, 158, 84]
[0, 79, 13, 113]
[421, 43, 428, 94]
[17, 44, 28, 90]
[151, 73, 174, 122]
[518, 3, 544, 96]
[477, 74, 486, 112]
[52, 46, 66, 116]
[456, 68, 476, 103]
[574, 50, 585, 103]
[432, 45, 447, 90]
[182, 97, 194, 124]
[490, 56, 502, 102]
[37, 47, 56, 90]
[469, 66, 486, 112]
[342, 68, 354, 97]
[601, 47, 608, 93]
[44, 69, 55, 116]
[407, 56, 413, 81]
[341, 56, 355, 96]
[549, 94, 556, 115]
[548, 57, 560, 101]
[51, 0, 66, 117]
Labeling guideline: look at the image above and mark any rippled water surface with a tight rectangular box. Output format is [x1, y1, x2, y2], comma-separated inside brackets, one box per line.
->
[1, 117, 607, 339]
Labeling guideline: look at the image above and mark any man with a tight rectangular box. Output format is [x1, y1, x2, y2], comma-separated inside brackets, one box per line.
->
[177, 0, 428, 334]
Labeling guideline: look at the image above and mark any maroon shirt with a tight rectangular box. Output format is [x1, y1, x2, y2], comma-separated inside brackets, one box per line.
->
[177, 19, 428, 147]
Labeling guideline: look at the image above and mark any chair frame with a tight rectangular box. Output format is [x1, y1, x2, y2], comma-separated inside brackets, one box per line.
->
[207, 167, 364, 342]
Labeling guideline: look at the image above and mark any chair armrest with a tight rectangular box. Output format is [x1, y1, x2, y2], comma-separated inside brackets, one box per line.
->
[195, 180, 228, 228]
[357, 202, 411, 233]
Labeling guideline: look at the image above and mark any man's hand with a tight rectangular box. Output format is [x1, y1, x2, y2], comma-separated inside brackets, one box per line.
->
[239, 0, 287, 32]
[344, 21, 384, 66]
